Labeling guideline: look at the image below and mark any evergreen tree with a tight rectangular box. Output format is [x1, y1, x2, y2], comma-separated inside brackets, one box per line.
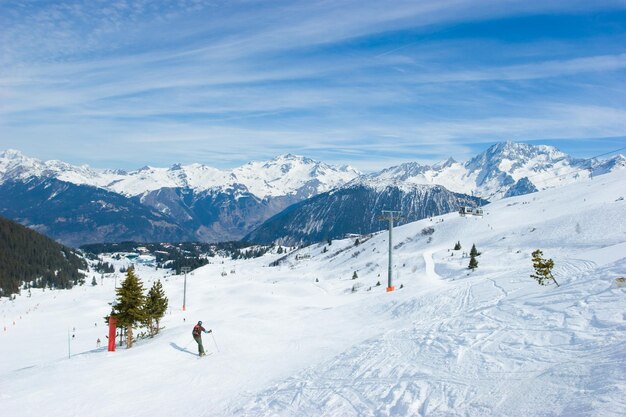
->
[468, 253, 478, 270]
[352, 271, 358, 280]
[530, 249, 559, 287]
[354, 238, 360, 246]
[470, 243, 480, 257]
[91, 276, 97, 286]
[94, 261, 115, 274]
[111, 268, 146, 348]
[144, 280, 168, 336]
[454, 241, 461, 250]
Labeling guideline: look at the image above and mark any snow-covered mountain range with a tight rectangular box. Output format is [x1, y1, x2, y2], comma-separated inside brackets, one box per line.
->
[2, 142, 623, 202]
[0, 142, 623, 246]
[0, 150, 359, 199]
[361, 141, 625, 199]
[0, 152, 361, 245]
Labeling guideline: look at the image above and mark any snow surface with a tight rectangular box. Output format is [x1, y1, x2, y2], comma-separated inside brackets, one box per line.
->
[1, 170, 625, 417]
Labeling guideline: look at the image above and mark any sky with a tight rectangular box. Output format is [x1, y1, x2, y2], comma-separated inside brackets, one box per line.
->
[1, 0, 626, 171]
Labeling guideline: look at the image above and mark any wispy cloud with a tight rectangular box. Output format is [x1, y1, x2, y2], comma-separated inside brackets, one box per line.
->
[1, 0, 626, 169]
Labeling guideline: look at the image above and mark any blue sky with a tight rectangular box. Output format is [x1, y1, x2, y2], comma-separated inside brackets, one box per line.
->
[1, 0, 625, 171]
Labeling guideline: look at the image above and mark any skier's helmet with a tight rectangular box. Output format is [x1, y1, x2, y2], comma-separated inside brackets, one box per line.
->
[198, 321, 202, 325]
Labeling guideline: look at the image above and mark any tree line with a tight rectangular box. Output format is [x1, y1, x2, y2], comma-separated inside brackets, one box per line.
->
[82, 240, 273, 274]
[0, 216, 87, 297]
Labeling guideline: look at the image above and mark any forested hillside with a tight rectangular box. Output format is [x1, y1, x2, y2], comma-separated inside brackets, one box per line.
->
[0, 216, 87, 297]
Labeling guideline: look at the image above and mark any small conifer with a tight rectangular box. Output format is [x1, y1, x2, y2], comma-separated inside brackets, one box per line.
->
[144, 280, 168, 336]
[530, 249, 559, 287]
[468, 254, 478, 270]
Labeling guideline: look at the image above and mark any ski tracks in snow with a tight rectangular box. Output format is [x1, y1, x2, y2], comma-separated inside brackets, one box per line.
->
[227, 252, 626, 417]
[228, 280, 510, 417]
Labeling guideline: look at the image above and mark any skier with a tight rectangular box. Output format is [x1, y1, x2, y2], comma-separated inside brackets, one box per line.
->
[192, 321, 212, 357]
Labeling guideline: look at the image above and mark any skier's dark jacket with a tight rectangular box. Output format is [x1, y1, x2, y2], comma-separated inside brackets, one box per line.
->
[192, 324, 206, 337]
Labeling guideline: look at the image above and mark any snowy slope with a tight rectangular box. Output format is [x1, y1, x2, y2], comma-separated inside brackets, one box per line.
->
[1, 170, 625, 417]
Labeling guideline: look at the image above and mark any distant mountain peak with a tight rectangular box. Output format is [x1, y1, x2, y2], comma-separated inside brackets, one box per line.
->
[0, 149, 26, 159]
[278, 153, 300, 159]
[480, 141, 568, 161]
[263, 153, 316, 166]
[434, 157, 457, 169]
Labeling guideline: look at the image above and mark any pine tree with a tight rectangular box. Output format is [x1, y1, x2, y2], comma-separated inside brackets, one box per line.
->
[470, 244, 480, 257]
[91, 276, 98, 286]
[111, 268, 146, 348]
[144, 280, 168, 336]
[352, 271, 358, 280]
[468, 253, 478, 270]
[530, 249, 559, 287]
[454, 241, 461, 250]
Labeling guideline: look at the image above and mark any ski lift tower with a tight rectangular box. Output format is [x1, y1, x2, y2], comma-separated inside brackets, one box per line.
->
[181, 267, 191, 311]
[381, 210, 403, 292]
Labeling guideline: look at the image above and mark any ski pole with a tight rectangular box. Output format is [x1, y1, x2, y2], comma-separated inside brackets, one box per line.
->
[211, 331, 220, 353]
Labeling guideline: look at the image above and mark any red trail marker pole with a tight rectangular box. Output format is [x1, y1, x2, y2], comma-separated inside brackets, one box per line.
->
[108, 317, 117, 352]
